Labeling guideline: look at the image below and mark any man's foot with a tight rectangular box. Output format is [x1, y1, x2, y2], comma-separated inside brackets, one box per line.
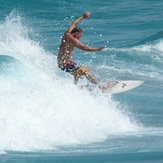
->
[99, 82, 110, 91]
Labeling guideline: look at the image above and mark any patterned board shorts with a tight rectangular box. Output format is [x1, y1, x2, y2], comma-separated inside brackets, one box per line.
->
[59, 62, 90, 80]
[59, 62, 80, 72]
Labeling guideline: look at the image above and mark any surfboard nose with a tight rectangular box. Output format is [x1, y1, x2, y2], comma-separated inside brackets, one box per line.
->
[109, 80, 144, 95]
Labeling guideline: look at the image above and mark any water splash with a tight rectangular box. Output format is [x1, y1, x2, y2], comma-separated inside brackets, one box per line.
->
[0, 11, 139, 152]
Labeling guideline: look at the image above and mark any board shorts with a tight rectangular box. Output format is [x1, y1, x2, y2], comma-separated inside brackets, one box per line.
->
[58, 62, 90, 79]
[59, 62, 79, 73]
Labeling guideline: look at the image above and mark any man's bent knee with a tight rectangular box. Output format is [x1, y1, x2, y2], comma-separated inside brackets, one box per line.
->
[71, 66, 90, 79]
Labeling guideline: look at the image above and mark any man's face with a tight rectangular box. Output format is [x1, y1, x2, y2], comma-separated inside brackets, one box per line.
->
[73, 32, 82, 39]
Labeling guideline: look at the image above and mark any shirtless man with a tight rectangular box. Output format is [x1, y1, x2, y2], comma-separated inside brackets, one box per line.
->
[57, 12, 109, 89]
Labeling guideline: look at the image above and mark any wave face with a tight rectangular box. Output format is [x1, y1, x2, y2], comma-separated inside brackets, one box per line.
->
[1, 1, 163, 162]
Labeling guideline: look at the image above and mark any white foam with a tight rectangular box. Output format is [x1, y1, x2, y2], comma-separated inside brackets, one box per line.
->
[0, 11, 139, 152]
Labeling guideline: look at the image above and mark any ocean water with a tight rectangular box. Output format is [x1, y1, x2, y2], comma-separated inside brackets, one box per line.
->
[0, 0, 163, 162]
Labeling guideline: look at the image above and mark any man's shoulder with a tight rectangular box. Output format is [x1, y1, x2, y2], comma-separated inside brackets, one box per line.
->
[64, 31, 72, 38]
[64, 32, 77, 42]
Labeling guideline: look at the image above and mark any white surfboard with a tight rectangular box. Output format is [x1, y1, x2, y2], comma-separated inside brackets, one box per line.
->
[107, 80, 144, 95]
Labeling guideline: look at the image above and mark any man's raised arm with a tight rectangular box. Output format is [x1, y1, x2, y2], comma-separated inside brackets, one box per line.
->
[66, 12, 90, 34]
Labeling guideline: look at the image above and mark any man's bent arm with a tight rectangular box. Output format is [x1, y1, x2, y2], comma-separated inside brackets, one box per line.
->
[66, 12, 90, 33]
[81, 45, 105, 52]
[70, 38, 105, 52]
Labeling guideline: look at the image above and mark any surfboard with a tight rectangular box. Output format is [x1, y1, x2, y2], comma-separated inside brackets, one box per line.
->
[79, 80, 144, 95]
[106, 80, 144, 95]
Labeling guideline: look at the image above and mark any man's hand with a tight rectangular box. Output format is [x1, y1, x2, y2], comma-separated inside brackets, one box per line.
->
[97, 46, 106, 51]
[83, 12, 90, 18]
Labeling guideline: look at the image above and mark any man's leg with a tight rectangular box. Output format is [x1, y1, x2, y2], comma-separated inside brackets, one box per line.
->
[72, 66, 110, 90]
[72, 66, 99, 84]
[85, 73, 99, 84]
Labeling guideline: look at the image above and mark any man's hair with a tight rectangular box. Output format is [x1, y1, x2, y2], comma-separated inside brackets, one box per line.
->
[71, 27, 83, 34]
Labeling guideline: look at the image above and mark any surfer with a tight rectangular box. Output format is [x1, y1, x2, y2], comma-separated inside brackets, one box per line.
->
[57, 12, 109, 90]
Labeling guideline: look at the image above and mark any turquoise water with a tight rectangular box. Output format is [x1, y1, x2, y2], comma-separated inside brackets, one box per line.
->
[0, 0, 163, 162]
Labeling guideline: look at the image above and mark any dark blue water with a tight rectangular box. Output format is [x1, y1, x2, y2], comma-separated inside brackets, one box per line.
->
[0, 0, 163, 162]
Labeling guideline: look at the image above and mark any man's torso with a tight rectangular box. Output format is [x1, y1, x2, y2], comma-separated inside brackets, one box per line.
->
[57, 35, 75, 67]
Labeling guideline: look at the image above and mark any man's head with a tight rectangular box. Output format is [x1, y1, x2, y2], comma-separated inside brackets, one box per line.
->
[71, 27, 83, 39]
